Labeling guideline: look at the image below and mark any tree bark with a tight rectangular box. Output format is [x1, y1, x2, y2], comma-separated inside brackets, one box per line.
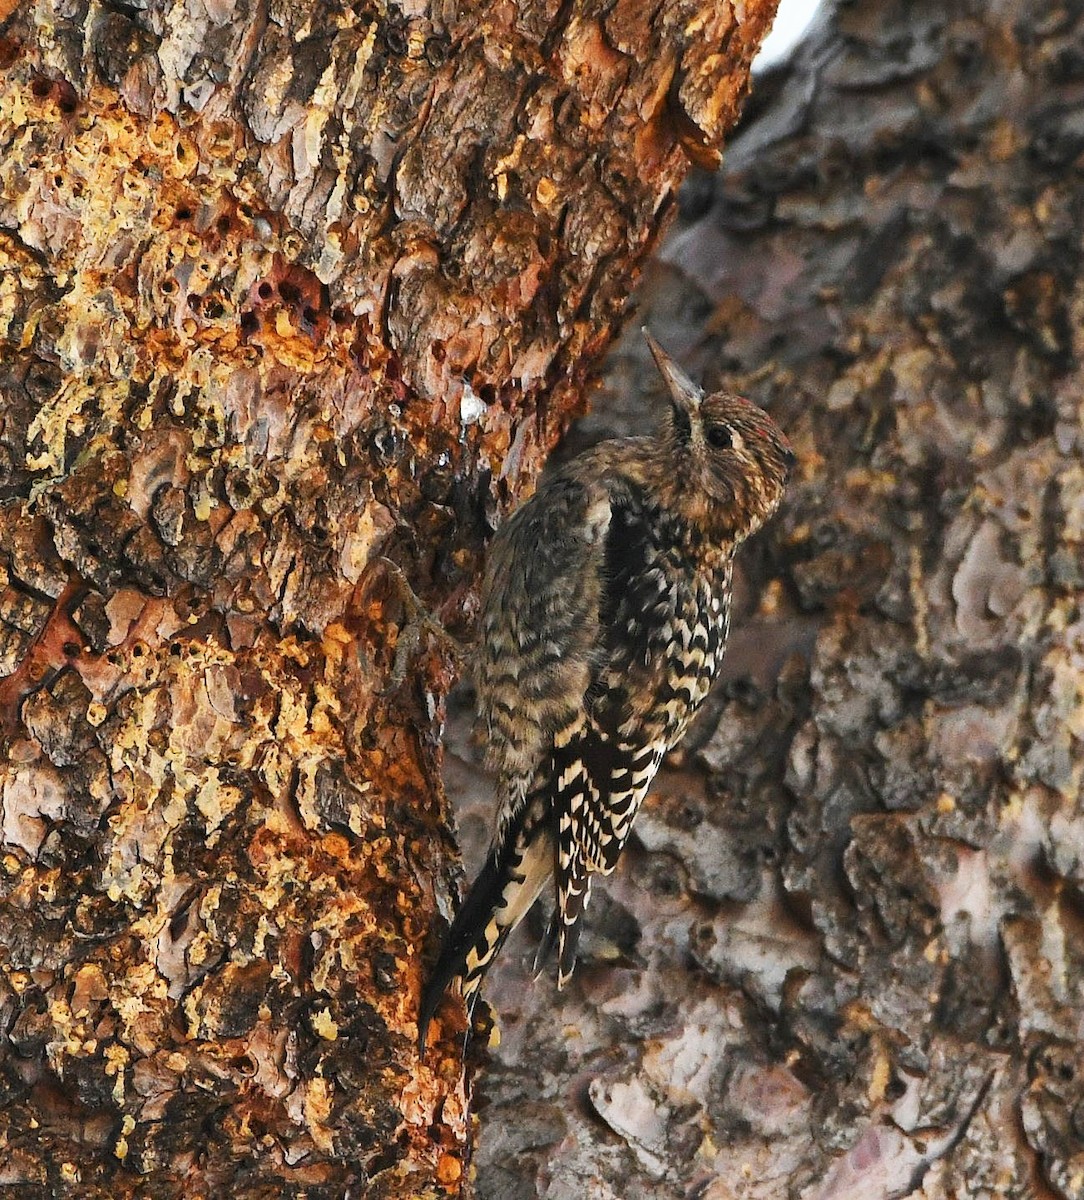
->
[455, 1, 1084, 1196]
[0, 0, 776, 1194]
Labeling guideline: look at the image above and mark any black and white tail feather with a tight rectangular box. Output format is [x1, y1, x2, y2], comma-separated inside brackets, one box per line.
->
[417, 796, 552, 1050]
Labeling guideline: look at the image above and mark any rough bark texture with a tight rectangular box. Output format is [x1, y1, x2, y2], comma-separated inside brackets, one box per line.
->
[450, 1, 1084, 1196]
[0, 1, 775, 1195]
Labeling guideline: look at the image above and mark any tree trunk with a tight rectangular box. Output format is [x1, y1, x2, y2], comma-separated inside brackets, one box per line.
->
[0, 1, 776, 1195]
[455, 1, 1084, 1196]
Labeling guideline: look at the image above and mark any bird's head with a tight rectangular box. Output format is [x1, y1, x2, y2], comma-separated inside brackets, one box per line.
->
[644, 329, 795, 546]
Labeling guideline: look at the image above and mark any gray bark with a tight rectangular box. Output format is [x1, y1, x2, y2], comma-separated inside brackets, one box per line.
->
[455, 2, 1084, 1196]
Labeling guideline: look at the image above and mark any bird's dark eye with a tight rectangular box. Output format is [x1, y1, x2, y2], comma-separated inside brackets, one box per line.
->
[706, 424, 733, 450]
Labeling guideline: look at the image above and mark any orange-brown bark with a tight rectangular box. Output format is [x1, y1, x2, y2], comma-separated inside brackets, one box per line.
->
[0, 0, 776, 1193]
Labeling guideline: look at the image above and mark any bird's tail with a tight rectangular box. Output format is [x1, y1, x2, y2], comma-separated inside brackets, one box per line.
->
[417, 798, 552, 1053]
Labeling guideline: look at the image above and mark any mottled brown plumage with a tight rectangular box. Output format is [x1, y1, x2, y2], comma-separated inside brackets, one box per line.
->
[418, 332, 793, 1051]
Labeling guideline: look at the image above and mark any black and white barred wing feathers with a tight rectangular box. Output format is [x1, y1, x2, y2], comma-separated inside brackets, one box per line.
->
[547, 486, 732, 984]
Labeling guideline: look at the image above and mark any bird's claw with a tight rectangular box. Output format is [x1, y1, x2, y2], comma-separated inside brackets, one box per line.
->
[363, 556, 464, 690]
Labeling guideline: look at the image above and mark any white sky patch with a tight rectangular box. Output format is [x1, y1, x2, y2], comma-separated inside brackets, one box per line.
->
[753, 0, 825, 72]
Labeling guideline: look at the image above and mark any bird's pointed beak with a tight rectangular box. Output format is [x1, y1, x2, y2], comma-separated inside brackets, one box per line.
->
[643, 328, 703, 418]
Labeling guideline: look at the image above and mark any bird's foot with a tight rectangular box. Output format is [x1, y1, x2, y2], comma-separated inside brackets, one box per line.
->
[362, 556, 464, 689]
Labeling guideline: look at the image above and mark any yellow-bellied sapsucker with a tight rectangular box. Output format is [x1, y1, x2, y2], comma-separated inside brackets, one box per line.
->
[418, 331, 794, 1050]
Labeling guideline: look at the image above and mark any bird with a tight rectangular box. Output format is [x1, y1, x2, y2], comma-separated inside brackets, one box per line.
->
[417, 330, 794, 1052]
